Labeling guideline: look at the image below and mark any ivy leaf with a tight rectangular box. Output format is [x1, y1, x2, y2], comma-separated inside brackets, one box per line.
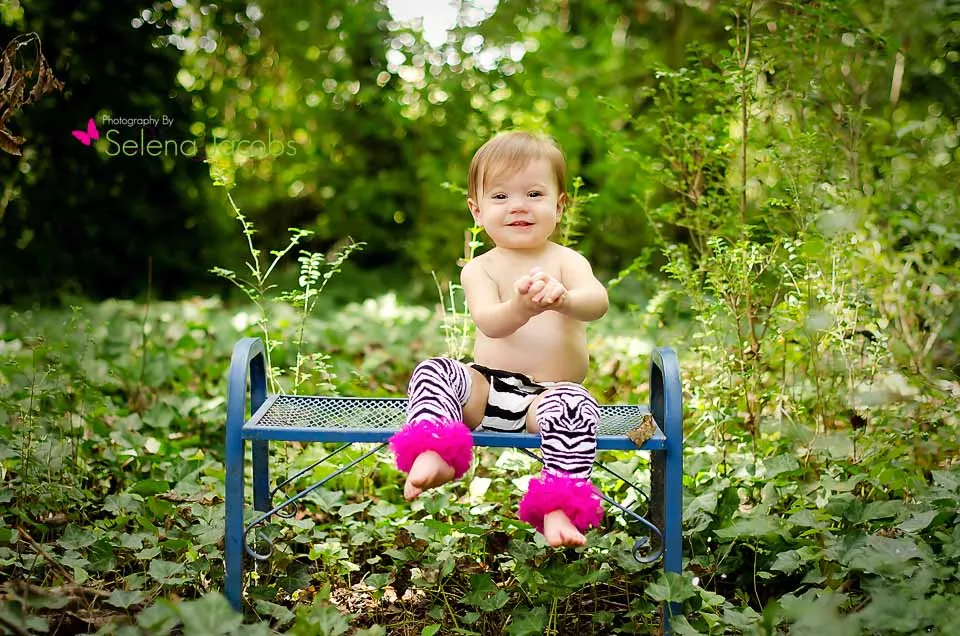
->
[932, 470, 958, 492]
[843, 536, 925, 576]
[714, 515, 785, 540]
[57, 524, 96, 550]
[683, 491, 720, 532]
[178, 593, 243, 635]
[27, 591, 71, 610]
[861, 500, 901, 521]
[148, 559, 187, 585]
[760, 453, 800, 478]
[338, 500, 371, 517]
[382, 547, 418, 562]
[507, 606, 548, 636]
[698, 589, 727, 607]
[106, 590, 146, 609]
[462, 574, 510, 612]
[368, 501, 398, 518]
[646, 571, 698, 603]
[289, 602, 351, 636]
[780, 589, 860, 636]
[88, 538, 116, 572]
[723, 606, 763, 629]
[663, 615, 706, 636]
[136, 600, 182, 634]
[103, 492, 144, 515]
[771, 546, 821, 574]
[129, 479, 171, 496]
[896, 510, 939, 533]
[254, 600, 295, 627]
[136, 546, 162, 560]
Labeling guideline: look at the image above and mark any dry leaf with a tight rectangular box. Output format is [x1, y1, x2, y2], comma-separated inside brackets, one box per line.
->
[0, 127, 23, 155]
[0, 33, 64, 156]
[626, 412, 657, 448]
[0, 48, 11, 91]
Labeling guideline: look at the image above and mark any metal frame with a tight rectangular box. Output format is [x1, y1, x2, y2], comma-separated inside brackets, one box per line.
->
[224, 337, 683, 633]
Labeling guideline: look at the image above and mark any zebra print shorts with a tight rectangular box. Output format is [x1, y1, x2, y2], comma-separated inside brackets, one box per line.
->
[469, 363, 560, 433]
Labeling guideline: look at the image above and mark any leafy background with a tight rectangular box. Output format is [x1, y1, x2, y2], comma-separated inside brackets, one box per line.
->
[0, 0, 958, 634]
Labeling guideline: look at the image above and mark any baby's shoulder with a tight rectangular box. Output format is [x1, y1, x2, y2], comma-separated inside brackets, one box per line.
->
[464, 250, 493, 273]
[466, 248, 506, 273]
[461, 250, 499, 285]
[551, 242, 589, 266]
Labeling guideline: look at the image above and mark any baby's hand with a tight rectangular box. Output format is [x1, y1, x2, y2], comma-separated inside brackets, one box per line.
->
[529, 268, 567, 308]
[514, 267, 566, 314]
[513, 270, 548, 316]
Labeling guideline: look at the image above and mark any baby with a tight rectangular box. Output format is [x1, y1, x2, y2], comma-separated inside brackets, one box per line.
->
[389, 131, 609, 548]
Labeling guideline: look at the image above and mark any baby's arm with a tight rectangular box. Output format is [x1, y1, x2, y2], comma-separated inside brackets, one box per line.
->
[461, 259, 540, 338]
[556, 250, 609, 322]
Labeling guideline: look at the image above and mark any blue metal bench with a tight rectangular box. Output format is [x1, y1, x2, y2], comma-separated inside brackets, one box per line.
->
[224, 337, 683, 630]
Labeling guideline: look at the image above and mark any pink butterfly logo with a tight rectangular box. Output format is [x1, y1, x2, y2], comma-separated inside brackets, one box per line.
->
[72, 118, 99, 145]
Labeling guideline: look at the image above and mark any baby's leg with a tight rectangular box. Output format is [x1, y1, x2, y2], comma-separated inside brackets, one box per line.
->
[405, 357, 469, 422]
[534, 384, 599, 478]
[390, 358, 488, 500]
[519, 384, 602, 547]
[406, 357, 489, 429]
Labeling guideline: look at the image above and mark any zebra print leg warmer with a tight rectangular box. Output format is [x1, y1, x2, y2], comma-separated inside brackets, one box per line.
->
[518, 384, 603, 533]
[388, 357, 474, 479]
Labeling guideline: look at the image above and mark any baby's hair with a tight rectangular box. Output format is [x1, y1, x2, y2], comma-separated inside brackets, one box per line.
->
[468, 131, 567, 206]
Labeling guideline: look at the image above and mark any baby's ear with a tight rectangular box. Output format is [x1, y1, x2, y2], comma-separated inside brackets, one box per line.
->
[556, 192, 567, 216]
[467, 198, 482, 224]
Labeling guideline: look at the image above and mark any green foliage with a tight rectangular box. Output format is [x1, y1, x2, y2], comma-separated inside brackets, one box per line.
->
[558, 177, 597, 249]
[432, 222, 482, 361]
[210, 184, 363, 394]
[0, 287, 957, 633]
[6, 0, 960, 316]
[610, 0, 959, 455]
[1, 295, 955, 634]
[604, 1, 960, 632]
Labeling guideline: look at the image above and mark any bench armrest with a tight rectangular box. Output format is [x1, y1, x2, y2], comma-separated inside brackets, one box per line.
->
[227, 337, 268, 433]
[650, 347, 682, 442]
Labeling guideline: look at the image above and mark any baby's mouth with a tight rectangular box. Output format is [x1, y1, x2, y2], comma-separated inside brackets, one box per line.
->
[508, 221, 533, 227]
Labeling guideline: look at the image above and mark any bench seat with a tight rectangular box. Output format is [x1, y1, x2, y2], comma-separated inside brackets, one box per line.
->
[243, 394, 665, 450]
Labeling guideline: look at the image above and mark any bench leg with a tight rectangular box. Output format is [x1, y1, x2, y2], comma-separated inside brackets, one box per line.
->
[252, 441, 270, 512]
[224, 339, 267, 612]
[663, 437, 683, 634]
[650, 450, 678, 635]
[225, 409, 245, 611]
[651, 348, 683, 635]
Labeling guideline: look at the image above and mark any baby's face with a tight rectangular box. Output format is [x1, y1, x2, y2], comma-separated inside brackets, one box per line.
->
[468, 158, 563, 251]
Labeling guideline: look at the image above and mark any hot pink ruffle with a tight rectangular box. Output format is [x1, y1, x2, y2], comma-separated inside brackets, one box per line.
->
[518, 469, 604, 533]
[388, 418, 474, 479]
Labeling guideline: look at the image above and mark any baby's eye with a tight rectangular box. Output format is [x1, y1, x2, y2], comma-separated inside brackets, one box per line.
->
[492, 193, 507, 200]
[528, 191, 543, 198]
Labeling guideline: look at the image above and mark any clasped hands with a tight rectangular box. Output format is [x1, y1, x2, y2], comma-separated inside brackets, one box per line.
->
[512, 266, 567, 315]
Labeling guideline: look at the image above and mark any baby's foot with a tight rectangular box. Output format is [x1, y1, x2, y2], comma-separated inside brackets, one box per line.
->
[543, 509, 587, 547]
[404, 450, 456, 501]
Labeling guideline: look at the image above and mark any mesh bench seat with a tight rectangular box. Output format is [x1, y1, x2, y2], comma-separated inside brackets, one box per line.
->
[244, 394, 667, 449]
[224, 337, 683, 631]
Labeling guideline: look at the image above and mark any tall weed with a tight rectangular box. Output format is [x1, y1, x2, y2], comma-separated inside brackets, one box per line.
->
[208, 162, 363, 394]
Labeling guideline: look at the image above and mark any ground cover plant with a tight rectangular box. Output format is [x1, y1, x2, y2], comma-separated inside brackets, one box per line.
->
[0, 285, 956, 634]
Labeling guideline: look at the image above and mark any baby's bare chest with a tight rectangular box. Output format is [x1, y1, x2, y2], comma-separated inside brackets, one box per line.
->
[486, 262, 565, 299]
